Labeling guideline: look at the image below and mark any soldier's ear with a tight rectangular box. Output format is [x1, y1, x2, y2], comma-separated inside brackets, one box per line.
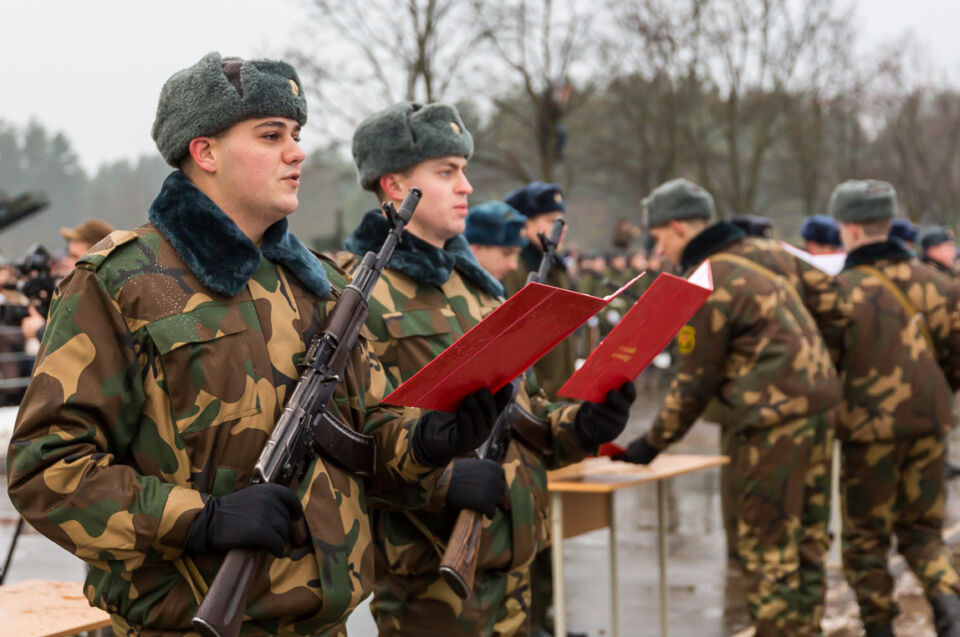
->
[378, 174, 405, 203]
[187, 137, 218, 175]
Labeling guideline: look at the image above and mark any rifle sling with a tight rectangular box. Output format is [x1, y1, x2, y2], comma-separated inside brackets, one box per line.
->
[854, 264, 935, 351]
[312, 410, 377, 477]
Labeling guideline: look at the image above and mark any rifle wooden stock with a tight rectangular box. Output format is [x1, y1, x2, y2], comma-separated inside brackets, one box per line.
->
[192, 547, 263, 637]
[439, 507, 484, 599]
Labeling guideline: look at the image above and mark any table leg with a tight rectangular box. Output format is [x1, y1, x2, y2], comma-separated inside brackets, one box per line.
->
[552, 492, 566, 637]
[609, 492, 619, 637]
[658, 480, 668, 637]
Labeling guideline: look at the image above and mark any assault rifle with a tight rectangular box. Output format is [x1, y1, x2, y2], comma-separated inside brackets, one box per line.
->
[439, 217, 565, 598]
[192, 187, 422, 637]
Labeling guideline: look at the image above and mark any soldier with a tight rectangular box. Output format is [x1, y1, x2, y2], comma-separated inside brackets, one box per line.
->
[919, 226, 957, 275]
[616, 178, 845, 636]
[889, 217, 920, 253]
[60, 218, 115, 269]
[6, 54, 503, 636]
[730, 213, 774, 239]
[800, 214, 844, 255]
[831, 181, 960, 637]
[465, 200, 528, 281]
[341, 101, 636, 637]
[501, 181, 578, 401]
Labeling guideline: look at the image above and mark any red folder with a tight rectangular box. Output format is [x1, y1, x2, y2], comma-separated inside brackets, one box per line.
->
[557, 261, 713, 403]
[383, 274, 644, 411]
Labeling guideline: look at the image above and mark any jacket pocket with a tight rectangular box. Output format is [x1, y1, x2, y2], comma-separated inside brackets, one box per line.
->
[146, 306, 261, 436]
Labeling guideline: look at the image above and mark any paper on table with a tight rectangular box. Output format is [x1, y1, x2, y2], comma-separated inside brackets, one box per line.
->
[557, 261, 713, 403]
[383, 273, 645, 412]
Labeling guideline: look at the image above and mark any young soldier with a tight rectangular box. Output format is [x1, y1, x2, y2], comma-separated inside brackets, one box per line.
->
[465, 200, 528, 281]
[831, 180, 960, 637]
[800, 214, 844, 255]
[919, 226, 958, 275]
[7, 54, 503, 636]
[889, 218, 919, 253]
[616, 178, 846, 636]
[342, 101, 636, 636]
[501, 182, 577, 400]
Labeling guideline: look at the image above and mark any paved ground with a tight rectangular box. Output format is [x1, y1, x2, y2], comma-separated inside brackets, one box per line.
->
[2, 380, 959, 636]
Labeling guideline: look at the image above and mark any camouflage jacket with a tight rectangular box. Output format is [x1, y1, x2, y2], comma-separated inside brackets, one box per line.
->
[501, 244, 578, 400]
[340, 211, 584, 577]
[835, 239, 960, 441]
[7, 172, 435, 636]
[647, 222, 844, 449]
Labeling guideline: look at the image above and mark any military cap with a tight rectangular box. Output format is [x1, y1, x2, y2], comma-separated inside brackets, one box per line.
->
[889, 218, 919, 244]
[642, 178, 715, 227]
[352, 101, 473, 190]
[152, 52, 307, 167]
[503, 181, 567, 219]
[60, 219, 115, 246]
[731, 214, 774, 238]
[919, 226, 955, 251]
[829, 179, 897, 222]
[799, 214, 841, 247]
[465, 201, 528, 247]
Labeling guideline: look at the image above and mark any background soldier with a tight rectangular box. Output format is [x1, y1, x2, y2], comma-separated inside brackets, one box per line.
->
[919, 226, 958, 275]
[59, 218, 114, 269]
[616, 178, 844, 636]
[501, 181, 578, 401]
[832, 180, 960, 637]
[342, 101, 635, 637]
[889, 217, 920, 253]
[6, 53, 495, 636]
[465, 200, 528, 281]
[800, 214, 844, 255]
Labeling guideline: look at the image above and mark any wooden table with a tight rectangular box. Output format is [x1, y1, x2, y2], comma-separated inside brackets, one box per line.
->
[0, 579, 110, 637]
[547, 454, 729, 637]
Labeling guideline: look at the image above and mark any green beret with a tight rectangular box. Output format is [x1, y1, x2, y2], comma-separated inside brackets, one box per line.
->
[642, 178, 715, 227]
[829, 180, 897, 222]
[352, 101, 473, 191]
[152, 52, 307, 167]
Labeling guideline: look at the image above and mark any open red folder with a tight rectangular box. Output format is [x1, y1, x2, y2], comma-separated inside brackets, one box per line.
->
[383, 273, 644, 411]
[557, 261, 714, 403]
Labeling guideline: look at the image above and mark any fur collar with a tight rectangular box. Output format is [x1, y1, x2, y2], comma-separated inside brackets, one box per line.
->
[843, 238, 913, 270]
[344, 210, 504, 297]
[148, 171, 330, 298]
[520, 242, 564, 274]
[681, 221, 746, 271]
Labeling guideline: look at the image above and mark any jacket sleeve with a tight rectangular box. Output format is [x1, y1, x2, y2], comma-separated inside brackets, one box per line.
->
[7, 267, 205, 571]
[646, 293, 730, 450]
[935, 279, 960, 391]
[520, 373, 586, 470]
[795, 255, 849, 365]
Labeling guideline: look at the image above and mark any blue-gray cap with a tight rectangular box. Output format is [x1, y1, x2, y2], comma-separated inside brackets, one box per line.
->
[919, 226, 954, 251]
[503, 181, 566, 218]
[642, 178, 715, 227]
[800, 215, 841, 247]
[889, 218, 919, 244]
[465, 201, 528, 247]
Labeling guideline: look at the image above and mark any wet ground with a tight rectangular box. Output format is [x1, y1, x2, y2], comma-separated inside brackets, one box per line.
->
[3, 382, 960, 636]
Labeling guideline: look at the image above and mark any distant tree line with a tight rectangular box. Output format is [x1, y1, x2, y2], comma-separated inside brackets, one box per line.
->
[3, 0, 960, 257]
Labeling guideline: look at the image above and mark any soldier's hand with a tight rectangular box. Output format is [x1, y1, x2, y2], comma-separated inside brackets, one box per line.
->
[183, 483, 305, 557]
[413, 386, 513, 467]
[612, 436, 660, 465]
[445, 458, 507, 519]
[570, 381, 637, 450]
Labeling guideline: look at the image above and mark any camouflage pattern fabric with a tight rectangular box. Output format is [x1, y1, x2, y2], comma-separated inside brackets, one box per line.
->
[735, 412, 833, 636]
[642, 222, 844, 634]
[841, 436, 960, 625]
[501, 244, 578, 401]
[339, 224, 585, 636]
[835, 239, 960, 627]
[835, 241, 960, 443]
[647, 223, 844, 450]
[7, 225, 435, 636]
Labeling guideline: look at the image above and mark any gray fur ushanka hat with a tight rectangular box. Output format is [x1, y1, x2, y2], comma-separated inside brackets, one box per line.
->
[152, 52, 307, 166]
[642, 178, 715, 227]
[352, 101, 474, 191]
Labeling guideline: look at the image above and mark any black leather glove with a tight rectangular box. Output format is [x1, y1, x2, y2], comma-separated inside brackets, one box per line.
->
[613, 436, 661, 465]
[183, 483, 304, 557]
[445, 458, 507, 519]
[569, 381, 637, 450]
[413, 385, 513, 467]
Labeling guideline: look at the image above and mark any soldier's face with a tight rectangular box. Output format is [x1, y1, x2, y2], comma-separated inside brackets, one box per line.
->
[928, 242, 957, 268]
[650, 223, 688, 265]
[470, 244, 522, 280]
[526, 212, 567, 250]
[212, 117, 305, 223]
[392, 156, 472, 246]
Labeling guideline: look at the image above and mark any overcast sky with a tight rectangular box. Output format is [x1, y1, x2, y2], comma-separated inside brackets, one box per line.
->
[0, 0, 957, 174]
